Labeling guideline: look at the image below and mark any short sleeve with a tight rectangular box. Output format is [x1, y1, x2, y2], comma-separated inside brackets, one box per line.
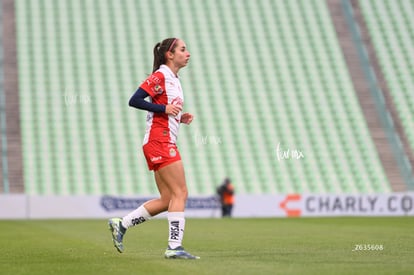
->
[139, 71, 165, 98]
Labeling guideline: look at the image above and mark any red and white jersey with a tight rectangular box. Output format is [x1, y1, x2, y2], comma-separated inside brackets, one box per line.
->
[140, 65, 184, 145]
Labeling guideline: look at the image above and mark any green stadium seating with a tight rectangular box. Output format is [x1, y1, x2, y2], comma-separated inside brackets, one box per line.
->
[360, 0, 414, 153]
[16, 0, 391, 195]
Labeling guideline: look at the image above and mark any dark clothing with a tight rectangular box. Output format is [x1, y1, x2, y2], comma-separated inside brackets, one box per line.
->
[129, 87, 166, 113]
[217, 180, 235, 217]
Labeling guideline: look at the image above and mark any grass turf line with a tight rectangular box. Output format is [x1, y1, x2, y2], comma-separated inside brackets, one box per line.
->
[0, 217, 413, 275]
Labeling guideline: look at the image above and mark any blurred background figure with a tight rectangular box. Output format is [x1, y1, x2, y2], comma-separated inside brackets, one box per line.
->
[217, 178, 235, 218]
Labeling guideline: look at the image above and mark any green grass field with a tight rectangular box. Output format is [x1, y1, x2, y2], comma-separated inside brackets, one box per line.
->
[1, 217, 413, 275]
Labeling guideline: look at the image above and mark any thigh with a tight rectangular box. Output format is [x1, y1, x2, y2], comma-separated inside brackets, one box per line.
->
[157, 160, 187, 195]
[154, 170, 171, 199]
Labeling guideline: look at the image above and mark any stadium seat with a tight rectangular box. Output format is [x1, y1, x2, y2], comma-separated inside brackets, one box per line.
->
[360, 0, 414, 153]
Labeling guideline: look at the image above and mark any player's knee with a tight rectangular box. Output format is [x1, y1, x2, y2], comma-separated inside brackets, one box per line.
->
[159, 195, 171, 209]
[172, 186, 188, 201]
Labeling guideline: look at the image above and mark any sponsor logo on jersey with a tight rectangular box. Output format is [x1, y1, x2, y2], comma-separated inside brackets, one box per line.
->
[148, 74, 161, 84]
[168, 81, 175, 89]
[171, 96, 183, 108]
[154, 84, 163, 95]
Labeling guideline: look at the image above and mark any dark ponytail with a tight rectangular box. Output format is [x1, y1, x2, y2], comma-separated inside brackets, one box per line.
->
[152, 38, 178, 73]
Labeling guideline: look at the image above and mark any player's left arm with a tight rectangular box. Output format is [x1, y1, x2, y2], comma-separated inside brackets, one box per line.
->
[180, 112, 194, 124]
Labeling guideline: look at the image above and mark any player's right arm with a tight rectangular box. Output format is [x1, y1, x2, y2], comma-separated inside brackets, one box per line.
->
[129, 88, 181, 116]
[129, 87, 166, 113]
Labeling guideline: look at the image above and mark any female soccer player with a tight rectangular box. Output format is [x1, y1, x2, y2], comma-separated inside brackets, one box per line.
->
[108, 38, 199, 259]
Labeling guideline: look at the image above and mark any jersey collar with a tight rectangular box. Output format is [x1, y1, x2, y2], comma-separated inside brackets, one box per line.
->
[160, 64, 179, 78]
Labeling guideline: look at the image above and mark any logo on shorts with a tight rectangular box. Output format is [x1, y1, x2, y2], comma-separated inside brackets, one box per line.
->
[151, 156, 162, 162]
[169, 148, 177, 157]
